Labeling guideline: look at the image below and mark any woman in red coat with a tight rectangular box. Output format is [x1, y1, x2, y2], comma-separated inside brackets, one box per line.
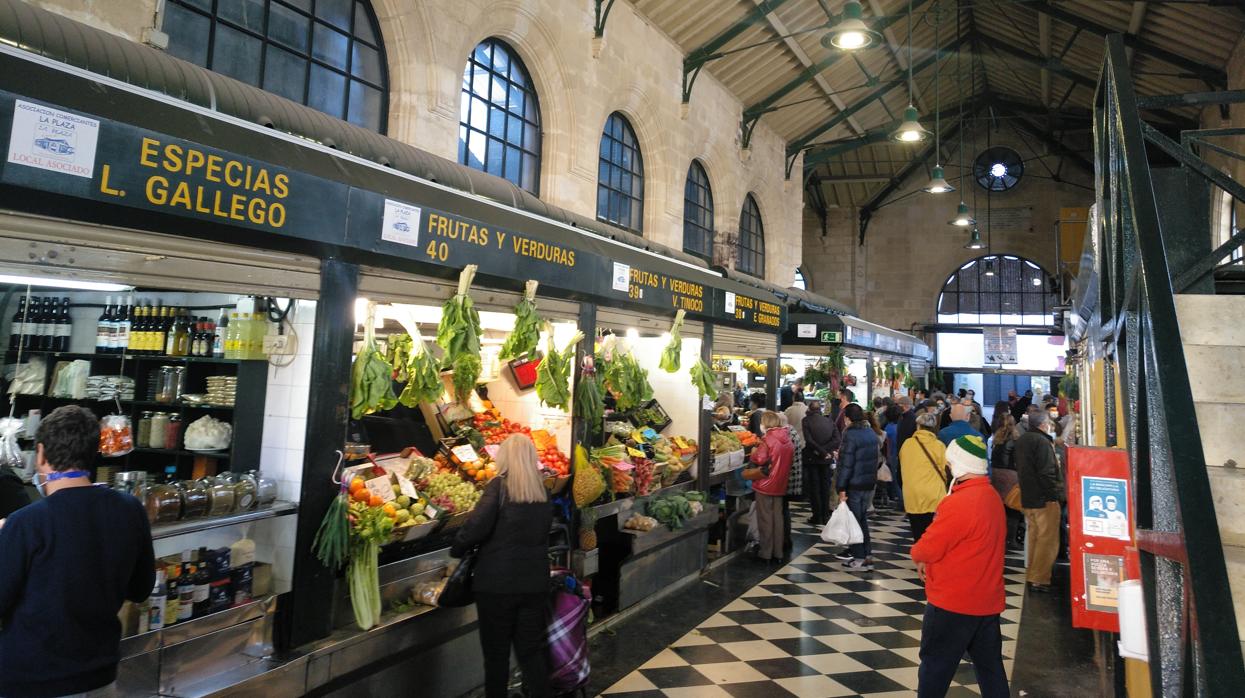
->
[747, 411, 794, 562]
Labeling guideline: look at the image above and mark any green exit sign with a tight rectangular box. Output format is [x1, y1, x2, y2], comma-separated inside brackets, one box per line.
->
[820, 331, 842, 343]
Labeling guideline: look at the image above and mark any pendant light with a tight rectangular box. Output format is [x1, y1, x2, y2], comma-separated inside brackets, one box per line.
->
[824, 0, 882, 51]
[891, 0, 929, 144]
[949, 1, 975, 228]
[963, 227, 985, 249]
[984, 257, 997, 276]
[950, 201, 975, 227]
[923, 9, 953, 193]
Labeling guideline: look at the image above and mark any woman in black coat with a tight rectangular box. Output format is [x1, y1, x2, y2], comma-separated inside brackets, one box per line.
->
[451, 434, 553, 698]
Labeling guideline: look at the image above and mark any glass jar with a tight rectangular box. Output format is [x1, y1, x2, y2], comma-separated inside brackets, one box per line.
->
[201, 476, 237, 516]
[143, 480, 183, 524]
[165, 415, 183, 451]
[113, 470, 147, 498]
[177, 479, 209, 519]
[252, 470, 278, 507]
[222, 471, 258, 511]
[149, 413, 170, 449]
[156, 367, 186, 404]
[136, 412, 154, 449]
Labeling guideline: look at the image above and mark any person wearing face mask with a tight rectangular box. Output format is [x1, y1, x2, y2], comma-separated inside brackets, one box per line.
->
[0, 406, 155, 698]
[911, 435, 1008, 698]
[1014, 410, 1065, 592]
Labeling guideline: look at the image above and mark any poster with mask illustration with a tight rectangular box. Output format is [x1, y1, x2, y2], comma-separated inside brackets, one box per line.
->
[1082, 476, 1129, 540]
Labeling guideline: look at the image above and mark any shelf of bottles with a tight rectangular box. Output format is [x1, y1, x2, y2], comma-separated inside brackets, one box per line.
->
[4, 296, 271, 482]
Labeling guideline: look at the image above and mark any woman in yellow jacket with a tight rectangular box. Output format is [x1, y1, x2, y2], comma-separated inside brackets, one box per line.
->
[899, 411, 950, 543]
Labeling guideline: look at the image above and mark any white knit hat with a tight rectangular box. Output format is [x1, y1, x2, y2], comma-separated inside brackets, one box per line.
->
[946, 435, 988, 480]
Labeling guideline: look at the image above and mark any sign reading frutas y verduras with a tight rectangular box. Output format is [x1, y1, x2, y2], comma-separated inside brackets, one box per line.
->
[0, 95, 347, 241]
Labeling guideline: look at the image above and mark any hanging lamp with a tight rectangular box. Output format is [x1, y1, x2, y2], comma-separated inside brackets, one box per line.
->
[891, 0, 928, 143]
[984, 257, 997, 276]
[824, 0, 882, 50]
[947, 2, 974, 226]
[923, 9, 953, 193]
[949, 201, 975, 227]
[963, 227, 985, 249]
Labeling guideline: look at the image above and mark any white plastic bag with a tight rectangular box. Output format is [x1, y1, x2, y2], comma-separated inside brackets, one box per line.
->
[877, 464, 893, 483]
[821, 501, 864, 545]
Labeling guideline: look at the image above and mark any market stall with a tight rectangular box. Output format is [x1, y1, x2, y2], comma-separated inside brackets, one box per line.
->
[782, 312, 932, 407]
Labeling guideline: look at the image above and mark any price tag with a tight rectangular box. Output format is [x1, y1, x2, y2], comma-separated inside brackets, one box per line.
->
[627, 447, 647, 460]
[424, 503, 444, 520]
[451, 444, 481, 464]
[483, 444, 500, 460]
[365, 476, 396, 504]
[395, 473, 419, 499]
[727, 425, 746, 433]
[674, 436, 689, 449]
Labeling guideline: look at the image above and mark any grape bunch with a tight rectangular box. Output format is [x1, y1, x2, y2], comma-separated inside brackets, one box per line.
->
[424, 472, 482, 514]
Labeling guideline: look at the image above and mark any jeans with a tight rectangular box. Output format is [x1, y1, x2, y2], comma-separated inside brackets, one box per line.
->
[846, 489, 872, 560]
[475, 591, 551, 698]
[805, 462, 831, 525]
[908, 512, 935, 545]
[918, 603, 1009, 698]
[1024, 501, 1062, 585]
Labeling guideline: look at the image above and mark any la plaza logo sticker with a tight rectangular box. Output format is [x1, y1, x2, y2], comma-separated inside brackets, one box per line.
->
[7, 99, 100, 179]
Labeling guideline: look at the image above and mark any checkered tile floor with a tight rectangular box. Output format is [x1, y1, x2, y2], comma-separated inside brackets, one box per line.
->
[598, 502, 1027, 697]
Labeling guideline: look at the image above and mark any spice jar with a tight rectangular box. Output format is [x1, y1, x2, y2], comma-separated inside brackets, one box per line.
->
[165, 415, 183, 451]
[202, 476, 237, 516]
[114, 470, 147, 498]
[156, 367, 186, 404]
[177, 479, 209, 519]
[251, 470, 278, 507]
[144, 468, 183, 524]
[137, 412, 154, 449]
[222, 472, 257, 511]
[149, 413, 170, 449]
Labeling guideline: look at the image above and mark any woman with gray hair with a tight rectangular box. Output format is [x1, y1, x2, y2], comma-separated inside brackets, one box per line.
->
[898, 411, 950, 543]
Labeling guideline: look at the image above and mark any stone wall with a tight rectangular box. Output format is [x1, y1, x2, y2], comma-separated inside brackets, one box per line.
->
[801, 122, 1094, 331]
[19, 0, 802, 285]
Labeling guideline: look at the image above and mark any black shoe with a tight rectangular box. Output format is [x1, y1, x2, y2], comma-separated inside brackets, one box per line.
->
[835, 550, 854, 561]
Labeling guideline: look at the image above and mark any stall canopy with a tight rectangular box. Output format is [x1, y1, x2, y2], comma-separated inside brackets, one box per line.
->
[0, 0, 785, 334]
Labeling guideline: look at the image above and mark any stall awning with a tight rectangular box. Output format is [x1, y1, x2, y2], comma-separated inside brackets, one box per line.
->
[0, 0, 786, 334]
[782, 312, 931, 360]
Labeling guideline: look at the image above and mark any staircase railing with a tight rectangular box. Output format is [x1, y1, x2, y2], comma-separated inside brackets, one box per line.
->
[1093, 34, 1245, 695]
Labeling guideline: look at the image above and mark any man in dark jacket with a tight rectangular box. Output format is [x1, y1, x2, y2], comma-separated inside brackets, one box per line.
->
[1014, 411, 1064, 591]
[837, 403, 878, 571]
[0, 406, 155, 698]
[802, 399, 841, 527]
[1010, 390, 1033, 421]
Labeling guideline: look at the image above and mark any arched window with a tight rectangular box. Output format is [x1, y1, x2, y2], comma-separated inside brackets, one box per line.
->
[793, 267, 807, 290]
[936, 255, 1056, 326]
[164, 0, 388, 132]
[597, 113, 644, 233]
[683, 161, 714, 260]
[459, 39, 541, 194]
[737, 194, 765, 277]
[1214, 189, 1242, 266]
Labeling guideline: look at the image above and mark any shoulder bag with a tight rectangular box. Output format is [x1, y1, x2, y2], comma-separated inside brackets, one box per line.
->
[914, 437, 952, 488]
[438, 481, 506, 608]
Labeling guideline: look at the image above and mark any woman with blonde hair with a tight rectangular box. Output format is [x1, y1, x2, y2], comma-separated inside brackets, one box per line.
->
[452, 434, 552, 697]
[743, 410, 794, 562]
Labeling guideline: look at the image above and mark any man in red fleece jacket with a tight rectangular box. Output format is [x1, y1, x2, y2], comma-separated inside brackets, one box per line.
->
[910, 435, 1008, 698]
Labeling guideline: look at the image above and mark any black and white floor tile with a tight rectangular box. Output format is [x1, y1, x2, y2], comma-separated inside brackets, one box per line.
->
[599, 502, 1027, 697]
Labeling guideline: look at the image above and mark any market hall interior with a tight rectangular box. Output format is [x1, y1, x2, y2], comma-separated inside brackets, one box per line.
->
[0, 0, 1242, 697]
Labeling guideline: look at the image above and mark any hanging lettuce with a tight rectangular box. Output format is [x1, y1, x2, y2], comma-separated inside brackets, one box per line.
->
[398, 327, 444, 407]
[349, 306, 398, 420]
[499, 280, 542, 361]
[437, 265, 483, 401]
[602, 348, 653, 412]
[535, 324, 585, 412]
[659, 309, 686, 373]
[386, 334, 414, 383]
[690, 359, 717, 399]
[574, 355, 604, 435]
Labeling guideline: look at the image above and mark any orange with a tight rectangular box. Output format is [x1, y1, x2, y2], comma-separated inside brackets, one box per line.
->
[475, 471, 487, 482]
[348, 476, 365, 494]
[383, 503, 397, 517]
[368, 494, 383, 508]
[352, 488, 371, 503]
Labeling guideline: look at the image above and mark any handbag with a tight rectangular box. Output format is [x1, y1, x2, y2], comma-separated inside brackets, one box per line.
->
[877, 463, 893, 483]
[437, 549, 478, 608]
[741, 466, 768, 481]
[1003, 485, 1023, 511]
[915, 437, 952, 488]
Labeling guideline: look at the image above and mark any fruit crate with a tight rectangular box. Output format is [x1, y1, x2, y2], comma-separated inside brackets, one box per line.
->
[627, 399, 672, 432]
[387, 518, 442, 545]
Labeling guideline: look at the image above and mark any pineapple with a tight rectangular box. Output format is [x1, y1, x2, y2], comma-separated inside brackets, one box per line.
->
[579, 507, 598, 550]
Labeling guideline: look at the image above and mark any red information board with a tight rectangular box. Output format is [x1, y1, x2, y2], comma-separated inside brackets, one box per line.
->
[1066, 446, 1134, 631]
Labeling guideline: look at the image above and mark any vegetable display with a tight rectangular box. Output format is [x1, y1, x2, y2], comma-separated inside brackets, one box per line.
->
[658, 309, 685, 373]
[535, 325, 584, 412]
[690, 359, 717, 399]
[573, 355, 604, 436]
[437, 265, 483, 400]
[499, 280, 542, 360]
[398, 328, 444, 407]
[602, 350, 653, 412]
[350, 309, 399, 419]
[646, 491, 707, 530]
[347, 499, 394, 630]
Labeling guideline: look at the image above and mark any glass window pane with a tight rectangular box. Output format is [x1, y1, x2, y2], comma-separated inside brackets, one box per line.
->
[504, 146, 521, 184]
[347, 81, 382, 130]
[268, 1, 310, 52]
[354, 1, 378, 44]
[218, 0, 265, 32]
[312, 23, 349, 70]
[491, 46, 510, 76]
[307, 63, 346, 117]
[469, 97, 487, 131]
[486, 138, 504, 175]
[212, 24, 262, 85]
[506, 117, 523, 147]
[521, 156, 537, 192]
[180, 0, 212, 10]
[488, 106, 506, 138]
[351, 42, 381, 83]
[523, 122, 539, 152]
[315, 0, 351, 26]
[467, 130, 487, 169]
[165, 3, 210, 66]
[508, 84, 525, 116]
[263, 45, 307, 102]
[282, 0, 312, 11]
